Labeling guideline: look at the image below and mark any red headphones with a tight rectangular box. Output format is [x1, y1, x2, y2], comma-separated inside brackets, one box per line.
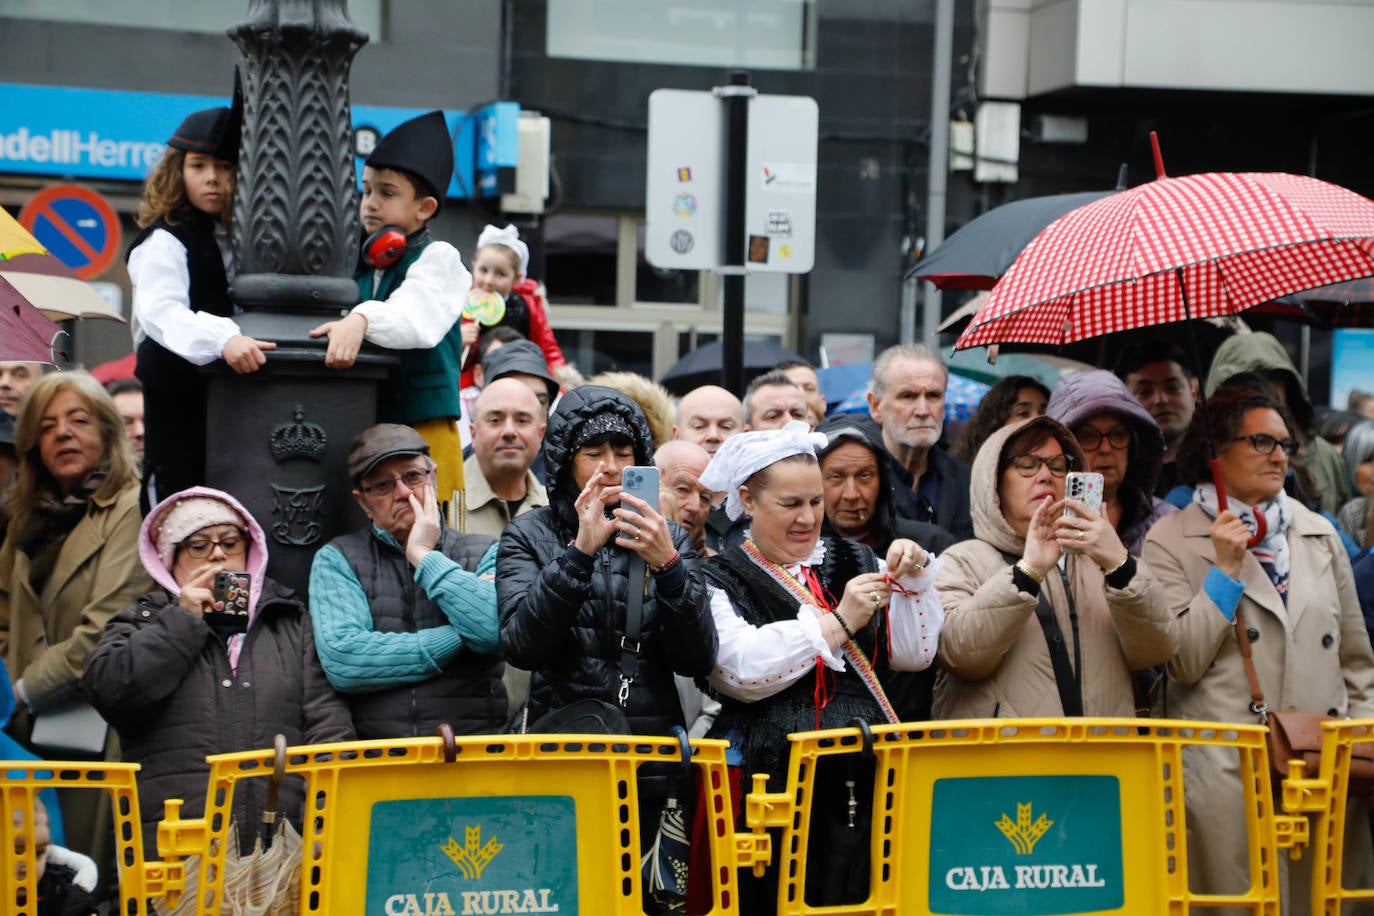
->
[362, 226, 428, 269]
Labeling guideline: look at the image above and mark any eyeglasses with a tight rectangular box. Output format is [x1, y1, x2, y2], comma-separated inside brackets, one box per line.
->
[1075, 426, 1132, 451]
[1231, 434, 1298, 457]
[180, 532, 247, 559]
[360, 466, 433, 497]
[1006, 454, 1072, 478]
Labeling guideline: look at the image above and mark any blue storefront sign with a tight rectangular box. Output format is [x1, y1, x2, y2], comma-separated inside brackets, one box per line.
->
[928, 775, 1124, 915]
[366, 795, 578, 916]
[0, 82, 518, 199]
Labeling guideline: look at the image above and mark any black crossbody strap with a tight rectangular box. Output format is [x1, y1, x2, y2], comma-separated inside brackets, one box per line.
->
[999, 549, 1083, 716]
[616, 555, 647, 709]
[1033, 566, 1083, 716]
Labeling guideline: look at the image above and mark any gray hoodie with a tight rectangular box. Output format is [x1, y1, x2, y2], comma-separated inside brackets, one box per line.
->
[1047, 369, 1175, 556]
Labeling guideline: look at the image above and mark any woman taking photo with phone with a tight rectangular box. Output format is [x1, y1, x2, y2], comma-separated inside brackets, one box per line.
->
[933, 416, 1176, 719]
[81, 486, 354, 856]
[1143, 385, 1374, 912]
[497, 384, 716, 735]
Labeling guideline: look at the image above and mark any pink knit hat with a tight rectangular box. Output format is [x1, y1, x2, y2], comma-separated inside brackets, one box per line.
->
[151, 497, 246, 569]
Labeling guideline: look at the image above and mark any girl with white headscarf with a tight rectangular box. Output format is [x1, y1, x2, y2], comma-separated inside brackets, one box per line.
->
[697, 421, 943, 909]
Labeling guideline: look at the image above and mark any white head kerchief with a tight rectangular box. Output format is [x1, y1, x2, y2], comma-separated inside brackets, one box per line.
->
[476, 223, 529, 277]
[700, 420, 828, 521]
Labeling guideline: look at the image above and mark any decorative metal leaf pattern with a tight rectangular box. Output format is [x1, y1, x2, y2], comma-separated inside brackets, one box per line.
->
[229, 0, 367, 291]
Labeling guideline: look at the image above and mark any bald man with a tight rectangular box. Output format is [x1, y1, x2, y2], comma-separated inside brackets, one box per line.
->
[462, 378, 550, 539]
[654, 439, 714, 554]
[673, 385, 742, 456]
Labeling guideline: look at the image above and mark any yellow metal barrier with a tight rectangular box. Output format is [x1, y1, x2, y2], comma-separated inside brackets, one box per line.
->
[743, 717, 1296, 916]
[153, 732, 741, 915]
[0, 761, 175, 915]
[1279, 717, 1374, 915]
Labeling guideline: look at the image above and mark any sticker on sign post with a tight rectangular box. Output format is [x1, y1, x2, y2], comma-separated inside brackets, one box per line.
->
[366, 795, 578, 916]
[928, 775, 1124, 915]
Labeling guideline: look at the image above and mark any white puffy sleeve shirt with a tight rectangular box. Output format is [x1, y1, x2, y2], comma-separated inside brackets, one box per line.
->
[708, 541, 945, 703]
[128, 226, 241, 365]
[351, 240, 472, 350]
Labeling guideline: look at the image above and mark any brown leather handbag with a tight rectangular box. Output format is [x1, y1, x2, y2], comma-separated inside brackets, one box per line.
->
[1234, 609, 1374, 794]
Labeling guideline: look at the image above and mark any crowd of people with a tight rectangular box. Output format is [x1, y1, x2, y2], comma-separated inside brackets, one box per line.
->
[4, 103, 1374, 915]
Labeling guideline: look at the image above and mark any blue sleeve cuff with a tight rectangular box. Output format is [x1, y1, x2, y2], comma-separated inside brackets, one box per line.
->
[1204, 566, 1245, 622]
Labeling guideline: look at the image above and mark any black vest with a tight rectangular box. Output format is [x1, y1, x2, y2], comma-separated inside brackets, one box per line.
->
[329, 526, 507, 738]
[354, 234, 465, 424]
[704, 538, 891, 789]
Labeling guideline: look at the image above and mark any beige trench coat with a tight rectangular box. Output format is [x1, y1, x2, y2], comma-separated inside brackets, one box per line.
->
[0, 482, 151, 713]
[1144, 502, 1374, 916]
[932, 417, 1177, 719]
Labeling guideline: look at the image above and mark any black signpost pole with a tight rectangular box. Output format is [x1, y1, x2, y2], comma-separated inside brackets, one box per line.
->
[718, 70, 754, 397]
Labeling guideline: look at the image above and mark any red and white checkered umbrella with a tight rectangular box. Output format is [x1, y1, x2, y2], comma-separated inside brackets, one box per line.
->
[955, 169, 1374, 350]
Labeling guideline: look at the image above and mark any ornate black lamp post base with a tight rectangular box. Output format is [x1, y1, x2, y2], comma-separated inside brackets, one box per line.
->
[203, 0, 379, 594]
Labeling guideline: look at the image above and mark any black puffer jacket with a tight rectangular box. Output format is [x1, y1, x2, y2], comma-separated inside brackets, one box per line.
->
[497, 386, 717, 735]
[81, 580, 354, 855]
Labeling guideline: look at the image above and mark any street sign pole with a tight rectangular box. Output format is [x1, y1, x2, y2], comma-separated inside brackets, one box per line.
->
[717, 71, 755, 397]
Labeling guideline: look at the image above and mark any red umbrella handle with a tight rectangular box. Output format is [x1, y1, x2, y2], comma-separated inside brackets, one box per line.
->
[1210, 457, 1266, 548]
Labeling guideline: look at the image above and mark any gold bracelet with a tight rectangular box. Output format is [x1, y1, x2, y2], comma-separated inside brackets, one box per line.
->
[1101, 552, 1131, 577]
[1014, 558, 1045, 584]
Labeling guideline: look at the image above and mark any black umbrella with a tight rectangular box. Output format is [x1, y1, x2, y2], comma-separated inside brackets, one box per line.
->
[908, 190, 1115, 290]
[658, 340, 804, 396]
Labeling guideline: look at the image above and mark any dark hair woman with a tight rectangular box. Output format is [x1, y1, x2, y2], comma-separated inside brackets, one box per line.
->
[1144, 384, 1374, 911]
[952, 375, 1050, 463]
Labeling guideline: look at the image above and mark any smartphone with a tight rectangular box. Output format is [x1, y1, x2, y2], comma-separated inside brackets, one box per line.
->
[211, 571, 251, 616]
[620, 465, 660, 518]
[1063, 471, 1104, 555]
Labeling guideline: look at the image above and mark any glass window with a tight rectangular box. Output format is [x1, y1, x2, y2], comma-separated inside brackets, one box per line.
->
[0, 0, 384, 36]
[636, 223, 699, 304]
[547, 0, 816, 71]
[717, 272, 790, 315]
[678, 331, 720, 354]
[564, 329, 655, 377]
[543, 213, 618, 306]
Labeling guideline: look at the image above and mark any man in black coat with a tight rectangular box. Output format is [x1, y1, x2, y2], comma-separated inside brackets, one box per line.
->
[866, 344, 973, 542]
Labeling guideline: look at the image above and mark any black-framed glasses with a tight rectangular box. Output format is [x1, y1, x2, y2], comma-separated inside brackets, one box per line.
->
[1075, 426, 1132, 451]
[1006, 454, 1072, 478]
[1232, 434, 1298, 457]
[180, 531, 247, 559]
[360, 466, 433, 497]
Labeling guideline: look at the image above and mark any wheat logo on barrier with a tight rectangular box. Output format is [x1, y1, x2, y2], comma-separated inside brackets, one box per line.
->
[442, 825, 504, 879]
[996, 802, 1053, 855]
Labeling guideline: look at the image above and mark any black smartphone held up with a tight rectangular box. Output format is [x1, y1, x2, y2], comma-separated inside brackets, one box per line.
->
[620, 465, 660, 518]
[211, 571, 251, 616]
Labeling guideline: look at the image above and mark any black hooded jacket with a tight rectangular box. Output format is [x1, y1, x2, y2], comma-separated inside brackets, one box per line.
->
[497, 386, 717, 735]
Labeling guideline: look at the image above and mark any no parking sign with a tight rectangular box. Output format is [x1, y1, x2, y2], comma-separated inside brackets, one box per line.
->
[19, 184, 122, 279]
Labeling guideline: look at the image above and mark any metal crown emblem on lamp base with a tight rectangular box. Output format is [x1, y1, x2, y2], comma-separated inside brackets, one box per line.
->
[203, 0, 391, 594]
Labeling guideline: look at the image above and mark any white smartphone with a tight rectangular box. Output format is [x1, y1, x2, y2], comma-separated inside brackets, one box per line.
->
[620, 465, 660, 518]
[1063, 471, 1104, 554]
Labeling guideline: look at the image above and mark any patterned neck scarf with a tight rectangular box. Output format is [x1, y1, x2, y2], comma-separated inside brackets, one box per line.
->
[1195, 483, 1293, 603]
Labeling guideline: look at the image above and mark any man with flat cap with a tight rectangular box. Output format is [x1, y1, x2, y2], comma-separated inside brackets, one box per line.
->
[309, 424, 507, 738]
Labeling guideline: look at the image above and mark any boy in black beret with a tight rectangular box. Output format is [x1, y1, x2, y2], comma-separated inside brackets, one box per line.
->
[309, 111, 473, 522]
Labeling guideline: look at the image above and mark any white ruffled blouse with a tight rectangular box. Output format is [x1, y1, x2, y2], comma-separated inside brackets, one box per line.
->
[707, 539, 945, 703]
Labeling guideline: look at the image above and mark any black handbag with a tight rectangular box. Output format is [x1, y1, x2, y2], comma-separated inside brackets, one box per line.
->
[513, 553, 648, 735]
